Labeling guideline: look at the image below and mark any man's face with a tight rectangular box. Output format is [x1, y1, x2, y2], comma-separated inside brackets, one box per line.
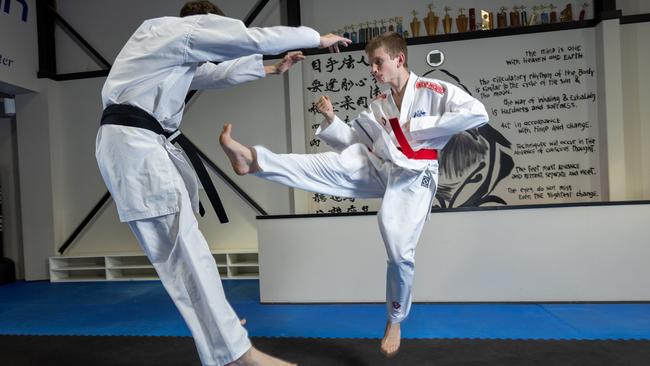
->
[367, 46, 402, 84]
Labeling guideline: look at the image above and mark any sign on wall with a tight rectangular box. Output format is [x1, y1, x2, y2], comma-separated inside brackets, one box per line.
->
[302, 28, 600, 213]
[0, 0, 39, 92]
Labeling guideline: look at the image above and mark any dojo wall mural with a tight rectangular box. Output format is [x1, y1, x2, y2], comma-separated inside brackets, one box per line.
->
[302, 27, 599, 213]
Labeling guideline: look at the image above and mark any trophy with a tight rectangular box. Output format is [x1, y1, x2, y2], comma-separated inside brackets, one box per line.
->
[497, 6, 508, 28]
[350, 24, 358, 44]
[388, 17, 395, 32]
[423, 3, 440, 36]
[343, 25, 350, 39]
[540, 5, 549, 24]
[443, 6, 453, 34]
[579, 2, 589, 21]
[358, 23, 366, 43]
[520, 5, 529, 26]
[396, 17, 404, 35]
[560, 4, 573, 22]
[510, 6, 521, 27]
[469, 8, 477, 30]
[372, 20, 380, 38]
[529, 5, 540, 25]
[380, 19, 387, 34]
[456, 8, 468, 33]
[549, 4, 558, 23]
[480, 10, 492, 30]
[410, 10, 421, 37]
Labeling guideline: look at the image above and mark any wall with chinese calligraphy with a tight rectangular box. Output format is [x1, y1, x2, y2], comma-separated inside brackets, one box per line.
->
[302, 27, 600, 213]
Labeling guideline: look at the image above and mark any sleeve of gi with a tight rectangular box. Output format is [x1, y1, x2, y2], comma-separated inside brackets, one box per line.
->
[316, 108, 379, 152]
[408, 82, 490, 141]
[183, 15, 320, 63]
[190, 55, 265, 89]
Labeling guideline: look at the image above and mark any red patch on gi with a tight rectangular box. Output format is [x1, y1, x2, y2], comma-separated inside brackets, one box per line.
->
[392, 301, 401, 310]
[416, 80, 445, 94]
[374, 93, 388, 100]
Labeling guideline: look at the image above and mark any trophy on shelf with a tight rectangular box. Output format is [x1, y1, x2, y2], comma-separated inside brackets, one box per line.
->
[350, 24, 358, 44]
[560, 4, 573, 22]
[520, 5, 529, 26]
[497, 6, 508, 28]
[469, 8, 477, 30]
[549, 4, 558, 23]
[372, 20, 380, 38]
[410, 10, 421, 37]
[579, 2, 589, 21]
[480, 9, 492, 30]
[388, 17, 395, 32]
[380, 19, 388, 34]
[358, 22, 366, 43]
[456, 8, 469, 33]
[423, 3, 440, 36]
[396, 17, 404, 35]
[443, 6, 453, 34]
[540, 5, 550, 24]
[529, 5, 540, 25]
[342, 25, 350, 39]
[510, 6, 521, 27]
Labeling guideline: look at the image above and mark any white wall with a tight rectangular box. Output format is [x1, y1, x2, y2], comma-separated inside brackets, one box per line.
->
[617, 0, 650, 15]
[621, 22, 650, 199]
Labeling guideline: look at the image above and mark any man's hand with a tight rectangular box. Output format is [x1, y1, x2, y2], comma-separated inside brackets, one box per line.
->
[265, 51, 305, 75]
[319, 34, 352, 53]
[315, 95, 335, 122]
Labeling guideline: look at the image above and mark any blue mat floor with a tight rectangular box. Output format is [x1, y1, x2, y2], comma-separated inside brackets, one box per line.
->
[1, 280, 649, 340]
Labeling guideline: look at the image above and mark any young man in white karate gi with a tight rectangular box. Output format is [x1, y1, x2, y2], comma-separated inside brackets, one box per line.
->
[220, 31, 489, 357]
[95, 1, 350, 365]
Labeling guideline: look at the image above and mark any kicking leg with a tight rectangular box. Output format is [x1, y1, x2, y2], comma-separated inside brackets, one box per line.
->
[221, 124, 385, 198]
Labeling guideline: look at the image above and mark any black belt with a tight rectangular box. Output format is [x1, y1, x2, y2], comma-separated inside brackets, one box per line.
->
[100, 104, 228, 223]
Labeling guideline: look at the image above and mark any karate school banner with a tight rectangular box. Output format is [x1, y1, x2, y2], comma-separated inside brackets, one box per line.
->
[302, 27, 600, 214]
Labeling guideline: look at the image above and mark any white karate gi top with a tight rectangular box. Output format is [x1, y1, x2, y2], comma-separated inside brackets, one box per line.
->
[96, 14, 320, 222]
[317, 72, 489, 171]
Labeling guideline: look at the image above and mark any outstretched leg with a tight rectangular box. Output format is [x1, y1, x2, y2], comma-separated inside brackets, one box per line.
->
[220, 124, 385, 198]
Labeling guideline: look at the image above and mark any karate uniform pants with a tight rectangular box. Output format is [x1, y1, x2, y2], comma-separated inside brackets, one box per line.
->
[128, 176, 251, 366]
[254, 143, 438, 323]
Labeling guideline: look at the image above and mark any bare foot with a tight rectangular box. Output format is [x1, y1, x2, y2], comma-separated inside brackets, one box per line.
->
[219, 123, 259, 175]
[227, 346, 296, 366]
[380, 321, 400, 357]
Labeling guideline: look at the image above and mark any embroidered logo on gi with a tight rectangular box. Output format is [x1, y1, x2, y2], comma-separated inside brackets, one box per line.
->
[392, 301, 401, 310]
[412, 110, 426, 118]
[374, 93, 388, 101]
[421, 175, 431, 188]
[415, 80, 445, 95]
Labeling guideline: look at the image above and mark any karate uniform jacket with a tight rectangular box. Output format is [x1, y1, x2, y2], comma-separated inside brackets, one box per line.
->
[96, 14, 320, 222]
[317, 72, 489, 172]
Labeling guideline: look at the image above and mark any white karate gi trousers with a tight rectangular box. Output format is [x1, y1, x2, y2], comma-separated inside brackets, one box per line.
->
[254, 143, 438, 323]
[128, 175, 251, 366]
